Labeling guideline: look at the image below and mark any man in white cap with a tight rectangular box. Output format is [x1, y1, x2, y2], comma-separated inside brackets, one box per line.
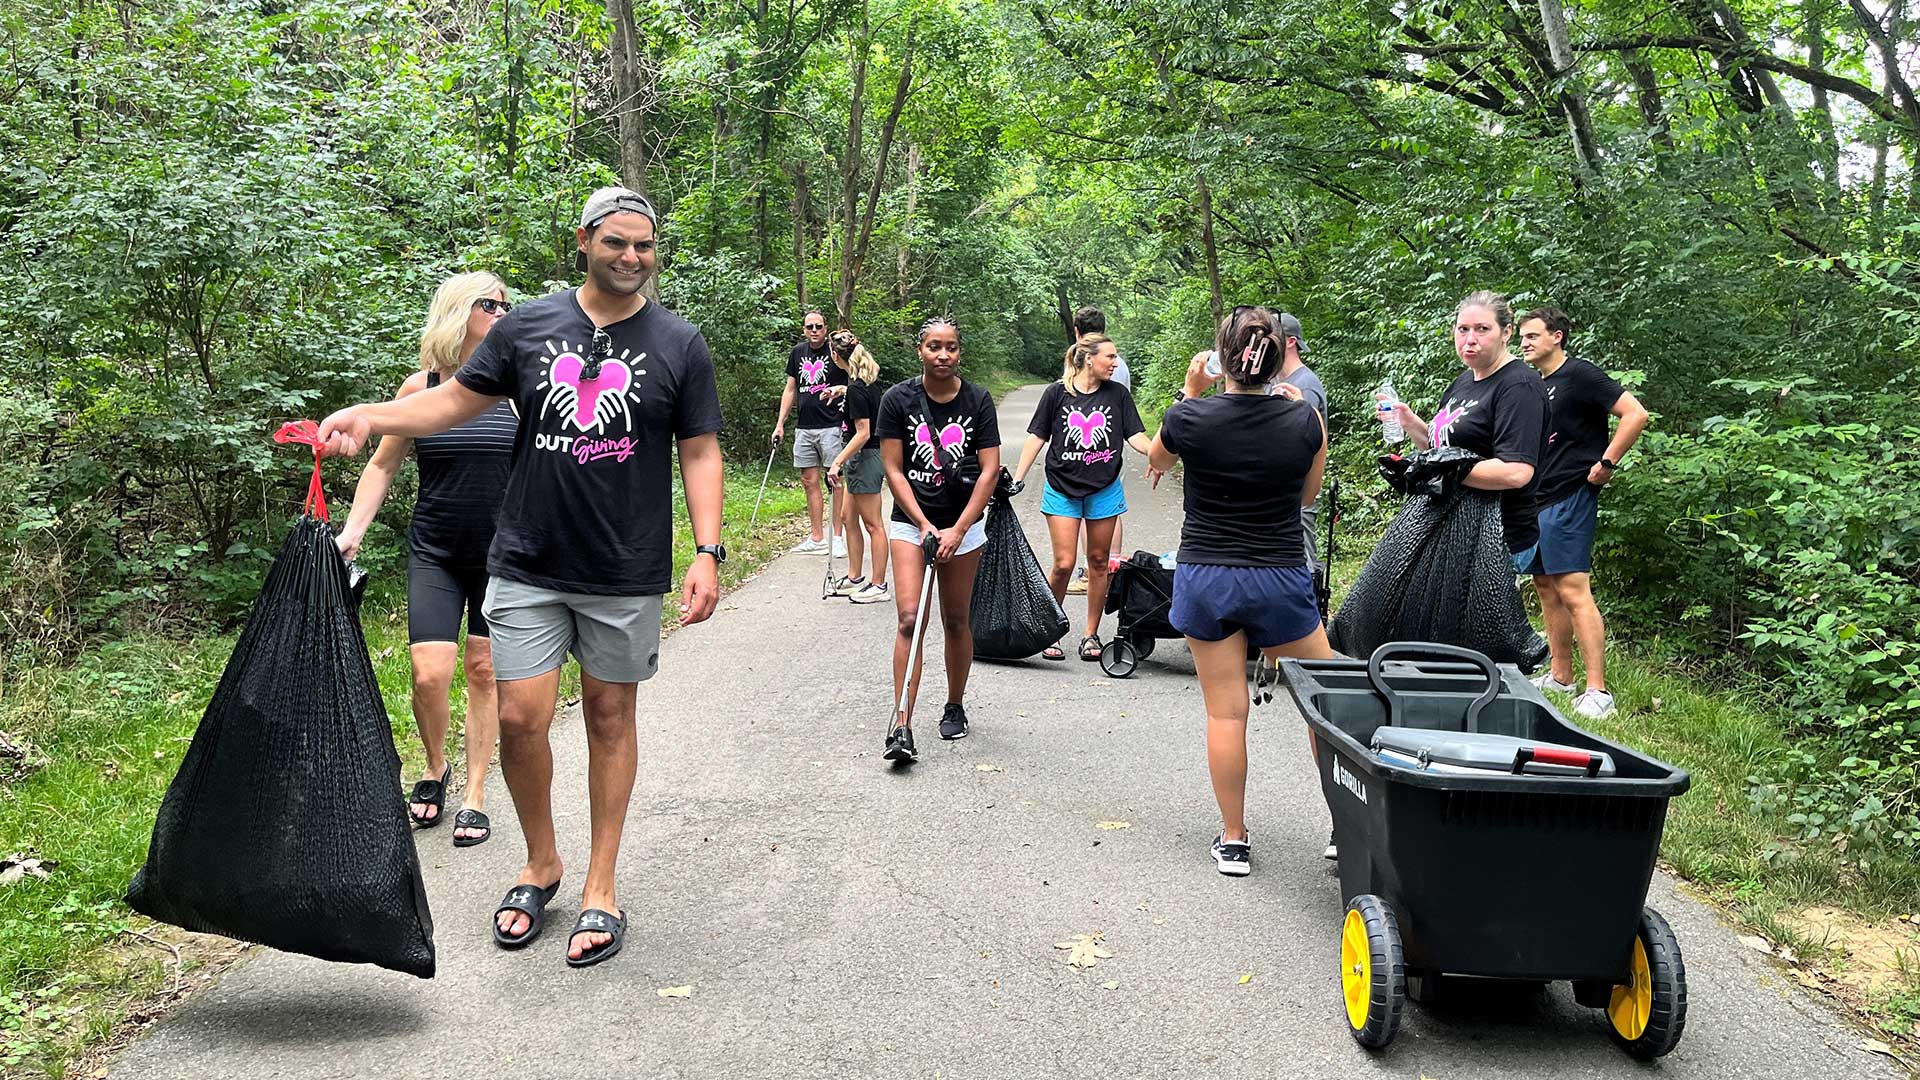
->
[317, 186, 726, 969]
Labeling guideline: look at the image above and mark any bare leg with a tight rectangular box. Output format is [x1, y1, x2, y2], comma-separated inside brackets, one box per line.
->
[801, 465, 824, 541]
[1044, 513, 1079, 604]
[857, 493, 889, 586]
[454, 637, 498, 841]
[1083, 516, 1118, 644]
[1188, 635, 1254, 842]
[407, 642, 457, 823]
[936, 547, 985, 705]
[1535, 575, 1576, 685]
[493, 669, 564, 938]
[1556, 572, 1608, 691]
[843, 487, 864, 583]
[568, 672, 640, 960]
[890, 539, 928, 727]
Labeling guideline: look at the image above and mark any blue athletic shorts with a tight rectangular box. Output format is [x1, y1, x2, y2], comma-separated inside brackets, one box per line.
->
[1170, 563, 1321, 649]
[1041, 477, 1127, 520]
[1522, 484, 1598, 576]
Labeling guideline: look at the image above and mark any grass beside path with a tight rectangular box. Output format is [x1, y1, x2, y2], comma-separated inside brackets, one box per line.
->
[0, 462, 811, 1078]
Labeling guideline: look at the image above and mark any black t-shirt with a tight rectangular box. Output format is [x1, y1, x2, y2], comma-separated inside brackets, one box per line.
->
[1429, 357, 1549, 552]
[876, 377, 1002, 529]
[787, 341, 847, 429]
[455, 290, 725, 595]
[1158, 393, 1323, 567]
[1536, 357, 1625, 505]
[1026, 379, 1146, 499]
[841, 377, 886, 445]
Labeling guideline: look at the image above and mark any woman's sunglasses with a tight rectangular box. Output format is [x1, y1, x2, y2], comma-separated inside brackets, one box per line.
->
[475, 298, 512, 315]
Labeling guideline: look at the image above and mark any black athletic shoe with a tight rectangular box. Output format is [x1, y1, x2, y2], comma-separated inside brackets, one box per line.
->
[938, 703, 969, 740]
[883, 724, 917, 762]
[1212, 834, 1252, 877]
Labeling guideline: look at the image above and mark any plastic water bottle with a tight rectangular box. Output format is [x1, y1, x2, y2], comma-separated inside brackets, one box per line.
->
[1376, 379, 1405, 443]
[1204, 350, 1222, 379]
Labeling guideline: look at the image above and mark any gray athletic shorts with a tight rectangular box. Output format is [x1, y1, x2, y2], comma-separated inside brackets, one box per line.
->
[843, 446, 885, 494]
[482, 579, 664, 683]
[793, 426, 844, 469]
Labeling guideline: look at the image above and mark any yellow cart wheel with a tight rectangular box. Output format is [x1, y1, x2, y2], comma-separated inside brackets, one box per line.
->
[1605, 907, 1688, 1059]
[1339, 894, 1406, 1049]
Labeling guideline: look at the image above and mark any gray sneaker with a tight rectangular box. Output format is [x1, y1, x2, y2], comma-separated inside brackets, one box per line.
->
[1573, 689, 1618, 720]
[829, 575, 865, 597]
[792, 536, 828, 554]
[849, 582, 892, 604]
[1531, 671, 1577, 694]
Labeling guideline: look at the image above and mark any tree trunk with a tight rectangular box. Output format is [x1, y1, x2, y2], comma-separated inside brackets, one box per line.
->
[608, 0, 652, 198]
[1536, 0, 1602, 174]
[1055, 282, 1075, 340]
[1806, 3, 1839, 180]
[502, 0, 521, 176]
[897, 142, 921, 304]
[834, 8, 870, 325]
[1706, 0, 1795, 115]
[1196, 171, 1223, 328]
[792, 163, 810, 309]
[1625, 52, 1674, 148]
[839, 25, 915, 324]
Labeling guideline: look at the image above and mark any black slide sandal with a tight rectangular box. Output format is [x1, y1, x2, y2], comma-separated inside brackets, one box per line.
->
[565, 909, 627, 968]
[451, 808, 491, 847]
[407, 764, 452, 828]
[492, 878, 562, 949]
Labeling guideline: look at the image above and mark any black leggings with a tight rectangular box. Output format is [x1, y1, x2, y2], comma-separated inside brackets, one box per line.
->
[407, 548, 490, 644]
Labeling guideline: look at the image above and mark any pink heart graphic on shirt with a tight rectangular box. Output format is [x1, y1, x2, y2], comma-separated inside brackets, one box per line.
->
[1066, 408, 1108, 449]
[801, 358, 826, 382]
[913, 421, 935, 454]
[550, 353, 632, 432]
[937, 423, 966, 456]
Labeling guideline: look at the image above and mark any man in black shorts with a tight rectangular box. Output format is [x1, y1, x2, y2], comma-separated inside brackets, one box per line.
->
[1518, 306, 1649, 721]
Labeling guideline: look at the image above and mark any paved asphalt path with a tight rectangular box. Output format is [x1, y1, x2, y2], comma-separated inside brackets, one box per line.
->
[110, 385, 1900, 1080]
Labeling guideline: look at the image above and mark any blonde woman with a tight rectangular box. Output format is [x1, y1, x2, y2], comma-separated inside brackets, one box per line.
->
[825, 329, 892, 603]
[336, 272, 517, 847]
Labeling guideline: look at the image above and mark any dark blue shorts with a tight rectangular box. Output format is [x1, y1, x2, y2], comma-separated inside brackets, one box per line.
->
[1524, 484, 1599, 576]
[1170, 563, 1322, 649]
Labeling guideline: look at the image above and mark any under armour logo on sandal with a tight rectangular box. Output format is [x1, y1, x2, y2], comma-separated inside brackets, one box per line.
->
[580, 913, 609, 928]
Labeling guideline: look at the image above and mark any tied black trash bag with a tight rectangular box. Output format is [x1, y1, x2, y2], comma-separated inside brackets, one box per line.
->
[127, 424, 435, 978]
[970, 487, 1070, 660]
[1329, 448, 1549, 671]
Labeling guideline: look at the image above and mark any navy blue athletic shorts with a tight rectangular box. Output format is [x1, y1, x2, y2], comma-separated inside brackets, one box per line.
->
[1170, 563, 1322, 649]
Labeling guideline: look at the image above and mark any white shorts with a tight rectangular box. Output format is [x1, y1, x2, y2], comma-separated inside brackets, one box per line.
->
[888, 518, 988, 557]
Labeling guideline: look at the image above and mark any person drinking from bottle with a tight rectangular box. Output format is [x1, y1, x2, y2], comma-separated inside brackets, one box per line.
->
[1010, 333, 1150, 662]
[875, 317, 1002, 759]
[1148, 305, 1332, 878]
[334, 271, 514, 847]
[824, 329, 891, 604]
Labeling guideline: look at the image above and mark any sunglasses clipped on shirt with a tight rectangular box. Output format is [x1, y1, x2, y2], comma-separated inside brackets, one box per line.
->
[475, 298, 513, 315]
[582, 325, 614, 381]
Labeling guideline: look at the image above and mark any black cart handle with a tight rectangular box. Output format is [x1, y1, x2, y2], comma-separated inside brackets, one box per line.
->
[1366, 642, 1502, 732]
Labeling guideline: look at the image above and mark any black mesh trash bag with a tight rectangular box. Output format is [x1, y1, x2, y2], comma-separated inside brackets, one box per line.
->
[970, 493, 1070, 660]
[1329, 481, 1549, 672]
[127, 424, 434, 978]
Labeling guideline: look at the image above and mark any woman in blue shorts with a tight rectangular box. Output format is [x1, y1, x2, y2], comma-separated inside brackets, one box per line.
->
[1011, 334, 1151, 661]
[1148, 306, 1332, 878]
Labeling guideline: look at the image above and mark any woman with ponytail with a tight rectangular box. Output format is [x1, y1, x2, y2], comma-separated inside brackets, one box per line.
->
[1147, 305, 1332, 878]
[1010, 333, 1151, 661]
[825, 329, 891, 604]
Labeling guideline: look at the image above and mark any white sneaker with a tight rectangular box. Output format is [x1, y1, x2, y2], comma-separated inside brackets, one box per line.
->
[850, 582, 892, 604]
[832, 535, 847, 558]
[1573, 689, 1618, 720]
[830, 575, 866, 597]
[792, 536, 828, 554]
[1531, 671, 1577, 694]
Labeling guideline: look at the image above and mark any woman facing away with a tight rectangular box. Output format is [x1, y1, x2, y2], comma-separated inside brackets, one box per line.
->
[1148, 305, 1334, 877]
[874, 317, 1003, 762]
[824, 329, 892, 605]
[1010, 333, 1151, 661]
[335, 271, 518, 847]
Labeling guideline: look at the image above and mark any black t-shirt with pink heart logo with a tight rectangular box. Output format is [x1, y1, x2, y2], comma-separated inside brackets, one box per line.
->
[1429, 357, 1549, 553]
[1025, 379, 1146, 499]
[876, 377, 1001, 529]
[787, 341, 847, 429]
[456, 290, 725, 595]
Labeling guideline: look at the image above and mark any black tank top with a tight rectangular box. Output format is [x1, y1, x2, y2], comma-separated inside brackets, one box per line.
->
[410, 370, 517, 565]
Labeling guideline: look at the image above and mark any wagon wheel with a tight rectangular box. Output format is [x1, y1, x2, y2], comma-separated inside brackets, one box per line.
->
[1128, 632, 1156, 660]
[1099, 638, 1139, 678]
[1340, 894, 1407, 1049]
[1604, 908, 1688, 1059]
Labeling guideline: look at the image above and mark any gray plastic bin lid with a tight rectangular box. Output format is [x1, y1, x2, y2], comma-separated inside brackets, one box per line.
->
[1371, 726, 1618, 777]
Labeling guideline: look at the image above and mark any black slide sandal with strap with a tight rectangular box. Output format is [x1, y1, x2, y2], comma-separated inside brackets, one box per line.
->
[407, 764, 451, 828]
[451, 808, 491, 848]
[492, 879, 562, 949]
[565, 909, 627, 969]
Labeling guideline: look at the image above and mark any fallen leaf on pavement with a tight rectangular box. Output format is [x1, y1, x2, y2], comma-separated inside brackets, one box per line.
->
[976, 764, 1004, 773]
[1101, 980, 1120, 990]
[1238, 972, 1254, 985]
[1095, 821, 1131, 830]
[1859, 1039, 1895, 1057]
[656, 986, 694, 998]
[1153, 917, 1167, 926]
[1054, 932, 1115, 968]
[1738, 934, 1773, 955]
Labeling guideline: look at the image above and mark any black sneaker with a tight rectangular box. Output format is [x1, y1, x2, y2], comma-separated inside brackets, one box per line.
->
[938, 703, 969, 740]
[883, 725, 917, 762]
[1211, 834, 1251, 877]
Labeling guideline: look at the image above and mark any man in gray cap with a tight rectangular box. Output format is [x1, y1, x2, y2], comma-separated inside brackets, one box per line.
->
[318, 185, 726, 969]
[1270, 313, 1328, 574]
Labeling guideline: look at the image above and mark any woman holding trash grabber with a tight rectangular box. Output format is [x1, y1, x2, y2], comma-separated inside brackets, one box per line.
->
[335, 271, 514, 846]
[1148, 305, 1333, 878]
[875, 316, 1002, 760]
[1010, 333, 1151, 662]
[824, 329, 891, 604]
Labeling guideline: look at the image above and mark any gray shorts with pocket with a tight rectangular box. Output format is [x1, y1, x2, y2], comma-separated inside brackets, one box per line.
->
[792, 426, 844, 469]
[843, 446, 885, 494]
[482, 578, 664, 683]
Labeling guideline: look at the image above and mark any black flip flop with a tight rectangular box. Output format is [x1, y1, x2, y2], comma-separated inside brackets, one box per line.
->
[1078, 635, 1103, 661]
[565, 908, 627, 969]
[452, 808, 492, 848]
[407, 764, 452, 828]
[492, 878, 562, 949]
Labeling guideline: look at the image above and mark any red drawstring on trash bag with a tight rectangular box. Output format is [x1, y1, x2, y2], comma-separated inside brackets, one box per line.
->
[273, 420, 330, 522]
